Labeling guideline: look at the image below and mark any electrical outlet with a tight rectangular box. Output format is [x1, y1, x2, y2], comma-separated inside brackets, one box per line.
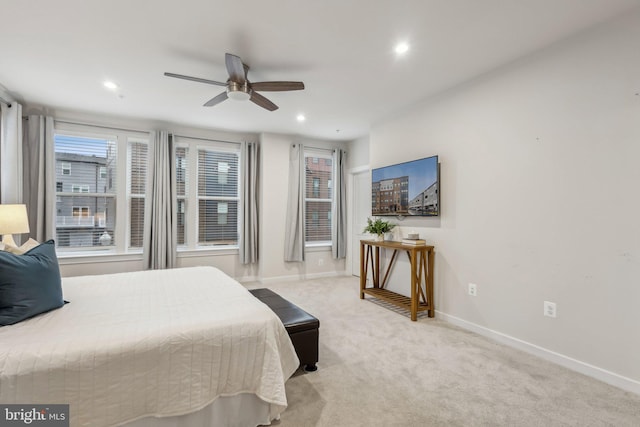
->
[468, 283, 477, 296]
[544, 301, 557, 318]
[318, 258, 324, 266]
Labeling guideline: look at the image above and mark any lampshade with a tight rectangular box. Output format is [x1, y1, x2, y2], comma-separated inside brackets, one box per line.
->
[0, 204, 30, 246]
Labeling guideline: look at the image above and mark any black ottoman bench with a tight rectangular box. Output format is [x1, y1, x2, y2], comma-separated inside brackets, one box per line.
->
[249, 288, 319, 372]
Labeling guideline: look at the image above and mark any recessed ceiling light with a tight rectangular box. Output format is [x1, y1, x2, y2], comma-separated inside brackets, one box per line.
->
[103, 81, 118, 90]
[394, 42, 409, 55]
[296, 114, 306, 122]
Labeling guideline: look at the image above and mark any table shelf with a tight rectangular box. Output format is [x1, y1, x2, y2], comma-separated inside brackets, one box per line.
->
[362, 288, 431, 312]
[359, 239, 435, 321]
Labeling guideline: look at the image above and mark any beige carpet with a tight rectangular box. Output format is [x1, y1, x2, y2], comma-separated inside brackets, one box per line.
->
[246, 276, 640, 427]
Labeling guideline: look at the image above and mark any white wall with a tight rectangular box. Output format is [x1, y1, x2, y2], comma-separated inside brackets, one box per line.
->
[345, 135, 370, 276]
[370, 11, 640, 389]
[259, 132, 347, 281]
[347, 135, 369, 170]
[41, 110, 341, 282]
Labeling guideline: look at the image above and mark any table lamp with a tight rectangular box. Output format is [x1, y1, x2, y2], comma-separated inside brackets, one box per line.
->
[0, 204, 30, 247]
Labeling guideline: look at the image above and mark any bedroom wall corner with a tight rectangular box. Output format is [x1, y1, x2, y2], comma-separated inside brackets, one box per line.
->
[258, 133, 348, 282]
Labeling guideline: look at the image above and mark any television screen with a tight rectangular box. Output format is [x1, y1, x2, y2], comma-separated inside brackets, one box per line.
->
[371, 155, 439, 216]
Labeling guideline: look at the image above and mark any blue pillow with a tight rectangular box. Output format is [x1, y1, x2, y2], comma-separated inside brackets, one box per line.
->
[0, 239, 65, 326]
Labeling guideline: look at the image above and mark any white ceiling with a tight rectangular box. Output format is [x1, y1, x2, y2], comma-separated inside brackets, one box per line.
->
[1, 0, 639, 141]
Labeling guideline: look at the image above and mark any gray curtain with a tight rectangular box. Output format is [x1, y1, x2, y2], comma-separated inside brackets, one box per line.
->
[239, 141, 259, 264]
[284, 143, 305, 262]
[143, 131, 177, 269]
[1, 102, 23, 205]
[332, 148, 347, 259]
[22, 115, 55, 242]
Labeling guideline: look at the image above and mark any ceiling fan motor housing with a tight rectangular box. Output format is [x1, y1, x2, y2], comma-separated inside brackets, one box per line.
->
[227, 81, 251, 101]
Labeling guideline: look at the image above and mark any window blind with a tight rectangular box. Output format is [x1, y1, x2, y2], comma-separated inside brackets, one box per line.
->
[175, 146, 188, 245]
[197, 148, 239, 246]
[128, 140, 148, 249]
[304, 153, 333, 243]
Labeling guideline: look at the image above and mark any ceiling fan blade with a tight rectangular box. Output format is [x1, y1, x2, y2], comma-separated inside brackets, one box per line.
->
[164, 72, 227, 87]
[251, 81, 305, 92]
[250, 91, 278, 111]
[203, 91, 228, 107]
[225, 53, 246, 83]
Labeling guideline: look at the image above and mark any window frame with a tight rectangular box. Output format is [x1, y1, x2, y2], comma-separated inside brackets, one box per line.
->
[126, 138, 150, 251]
[174, 136, 242, 252]
[175, 145, 189, 247]
[53, 122, 150, 257]
[304, 148, 334, 247]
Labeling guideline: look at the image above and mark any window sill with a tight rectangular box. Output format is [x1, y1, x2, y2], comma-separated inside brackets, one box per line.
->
[177, 246, 239, 257]
[57, 251, 143, 265]
[56, 246, 239, 264]
[305, 243, 332, 252]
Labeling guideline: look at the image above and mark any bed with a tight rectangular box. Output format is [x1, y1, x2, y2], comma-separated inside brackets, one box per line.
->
[0, 266, 300, 427]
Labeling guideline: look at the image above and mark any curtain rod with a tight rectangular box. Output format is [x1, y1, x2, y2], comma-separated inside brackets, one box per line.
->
[171, 133, 243, 145]
[0, 96, 11, 106]
[53, 121, 250, 144]
[53, 119, 150, 135]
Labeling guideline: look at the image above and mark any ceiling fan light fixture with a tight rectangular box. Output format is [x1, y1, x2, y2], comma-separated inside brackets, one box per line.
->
[227, 81, 251, 101]
[227, 90, 251, 101]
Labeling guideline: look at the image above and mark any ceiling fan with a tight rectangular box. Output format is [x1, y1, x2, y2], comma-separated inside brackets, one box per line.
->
[164, 53, 304, 111]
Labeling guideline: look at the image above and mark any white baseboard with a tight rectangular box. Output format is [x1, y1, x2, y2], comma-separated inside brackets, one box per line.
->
[436, 310, 640, 396]
[259, 270, 348, 285]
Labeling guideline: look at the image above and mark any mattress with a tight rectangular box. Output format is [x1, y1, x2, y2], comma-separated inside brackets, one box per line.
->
[0, 266, 299, 426]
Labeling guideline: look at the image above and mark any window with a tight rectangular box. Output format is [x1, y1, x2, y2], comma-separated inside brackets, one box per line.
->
[128, 141, 148, 249]
[53, 123, 149, 253]
[174, 137, 241, 249]
[197, 149, 239, 246]
[313, 178, 320, 197]
[304, 150, 333, 244]
[71, 184, 90, 193]
[54, 133, 116, 248]
[175, 146, 188, 246]
[217, 202, 228, 225]
[218, 162, 229, 184]
[72, 206, 90, 217]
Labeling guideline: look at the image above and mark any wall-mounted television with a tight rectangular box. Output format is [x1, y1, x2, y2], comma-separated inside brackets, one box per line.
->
[371, 155, 439, 217]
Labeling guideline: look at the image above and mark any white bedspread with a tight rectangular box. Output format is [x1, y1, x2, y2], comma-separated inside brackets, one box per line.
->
[0, 267, 299, 426]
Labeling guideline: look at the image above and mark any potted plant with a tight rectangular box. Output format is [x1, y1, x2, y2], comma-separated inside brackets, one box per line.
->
[364, 217, 395, 241]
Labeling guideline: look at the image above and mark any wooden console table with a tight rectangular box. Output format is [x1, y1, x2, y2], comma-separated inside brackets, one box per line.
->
[359, 240, 435, 320]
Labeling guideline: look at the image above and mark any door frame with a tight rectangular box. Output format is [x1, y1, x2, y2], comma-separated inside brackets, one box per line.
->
[347, 165, 370, 277]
